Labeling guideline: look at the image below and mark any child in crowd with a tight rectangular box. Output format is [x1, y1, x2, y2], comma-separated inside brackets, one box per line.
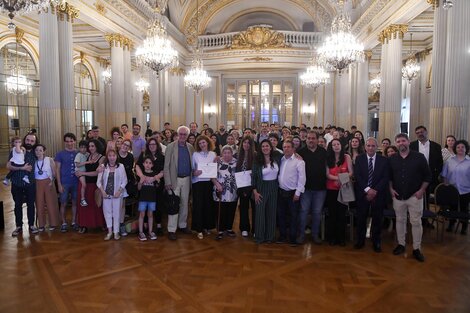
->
[3, 137, 29, 185]
[137, 157, 160, 241]
[75, 140, 89, 206]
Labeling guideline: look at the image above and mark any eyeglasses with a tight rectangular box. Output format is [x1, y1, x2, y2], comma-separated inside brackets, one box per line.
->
[148, 143, 157, 146]
[122, 144, 131, 147]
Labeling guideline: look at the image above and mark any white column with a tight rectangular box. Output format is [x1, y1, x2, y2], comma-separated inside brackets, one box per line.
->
[106, 35, 126, 129]
[149, 75, 160, 131]
[57, 8, 75, 135]
[442, 0, 470, 141]
[429, 4, 447, 142]
[379, 25, 406, 141]
[39, 8, 62, 155]
[378, 38, 388, 140]
[123, 47, 132, 125]
[356, 53, 370, 134]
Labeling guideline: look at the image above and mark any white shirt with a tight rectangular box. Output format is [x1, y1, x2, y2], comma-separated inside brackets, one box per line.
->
[278, 154, 306, 196]
[192, 151, 217, 183]
[160, 143, 167, 155]
[419, 140, 430, 163]
[324, 133, 333, 146]
[262, 163, 279, 181]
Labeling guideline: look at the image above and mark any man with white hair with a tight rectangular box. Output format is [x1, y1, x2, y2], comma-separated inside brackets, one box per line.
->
[164, 125, 195, 240]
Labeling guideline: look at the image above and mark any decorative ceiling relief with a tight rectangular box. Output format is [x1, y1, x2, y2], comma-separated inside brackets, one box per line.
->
[229, 26, 289, 50]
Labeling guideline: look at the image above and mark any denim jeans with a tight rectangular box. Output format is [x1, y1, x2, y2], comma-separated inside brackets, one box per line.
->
[277, 189, 300, 243]
[299, 189, 327, 241]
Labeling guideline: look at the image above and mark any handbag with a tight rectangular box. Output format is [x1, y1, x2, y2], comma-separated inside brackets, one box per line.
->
[164, 189, 180, 215]
[337, 181, 355, 204]
[94, 188, 103, 207]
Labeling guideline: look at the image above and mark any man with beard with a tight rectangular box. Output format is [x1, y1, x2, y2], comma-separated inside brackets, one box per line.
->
[389, 133, 431, 262]
[8, 133, 38, 236]
[216, 124, 228, 146]
[189, 122, 200, 138]
[131, 124, 146, 160]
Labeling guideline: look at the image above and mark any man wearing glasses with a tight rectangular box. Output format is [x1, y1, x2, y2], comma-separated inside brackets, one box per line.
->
[164, 126, 195, 240]
[131, 124, 146, 160]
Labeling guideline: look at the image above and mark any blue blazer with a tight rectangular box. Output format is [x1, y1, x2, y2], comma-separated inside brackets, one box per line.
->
[354, 153, 390, 205]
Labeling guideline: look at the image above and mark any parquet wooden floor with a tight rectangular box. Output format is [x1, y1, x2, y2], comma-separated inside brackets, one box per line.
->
[1, 182, 470, 313]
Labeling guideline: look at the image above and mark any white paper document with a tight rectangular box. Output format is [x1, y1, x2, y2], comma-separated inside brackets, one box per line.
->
[198, 162, 218, 179]
[235, 170, 252, 188]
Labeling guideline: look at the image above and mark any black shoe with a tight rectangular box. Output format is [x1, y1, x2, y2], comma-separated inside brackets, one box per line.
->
[168, 232, 177, 240]
[412, 249, 425, 262]
[373, 243, 382, 253]
[276, 237, 286, 244]
[354, 242, 365, 250]
[393, 244, 405, 255]
[225, 230, 236, 237]
[215, 232, 223, 240]
[289, 241, 298, 247]
[179, 228, 192, 235]
[461, 230, 467, 235]
[156, 227, 164, 235]
[338, 241, 346, 247]
[328, 240, 336, 246]
[446, 226, 454, 233]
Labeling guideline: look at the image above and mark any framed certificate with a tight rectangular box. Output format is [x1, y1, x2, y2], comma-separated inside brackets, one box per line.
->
[235, 170, 252, 188]
[199, 162, 218, 179]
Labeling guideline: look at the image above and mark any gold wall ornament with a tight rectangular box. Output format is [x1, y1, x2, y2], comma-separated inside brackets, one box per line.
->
[364, 50, 372, 61]
[95, 56, 109, 68]
[15, 27, 25, 44]
[243, 57, 273, 62]
[80, 51, 85, 62]
[378, 24, 408, 44]
[104, 34, 133, 49]
[229, 26, 290, 50]
[94, 0, 107, 15]
[427, 0, 439, 9]
[142, 90, 150, 111]
[169, 67, 186, 76]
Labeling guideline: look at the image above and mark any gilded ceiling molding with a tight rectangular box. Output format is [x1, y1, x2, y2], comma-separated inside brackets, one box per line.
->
[182, 0, 333, 38]
[104, 34, 133, 50]
[169, 67, 186, 76]
[243, 57, 273, 62]
[15, 27, 25, 44]
[229, 26, 290, 50]
[220, 8, 299, 33]
[426, 0, 439, 9]
[102, 0, 150, 29]
[352, 0, 390, 36]
[95, 56, 110, 68]
[378, 24, 408, 44]
[56, 2, 80, 22]
[94, 0, 107, 15]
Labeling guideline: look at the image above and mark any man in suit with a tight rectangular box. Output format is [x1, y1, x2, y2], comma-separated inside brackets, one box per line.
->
[164, 126, 195, 240]
[410, 125, 443, 227]
[354, 137, 389, 252]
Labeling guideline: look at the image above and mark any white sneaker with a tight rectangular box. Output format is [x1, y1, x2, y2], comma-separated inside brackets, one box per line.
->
[3, 178, 9, 186]
[241, 231, 249, 237]
[104, 233, 113, 241]
[114, 233, 121, 240]
[22, 176, 30, 184]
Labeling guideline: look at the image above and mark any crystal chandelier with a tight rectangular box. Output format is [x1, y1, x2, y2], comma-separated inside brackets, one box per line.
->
[442, 0, 453, 10]
[402, 33, 420, 82]
[135, 76, 150, 93]
[317, 1, 364, 74]
[6, 66, 31, 95]
[184, 0, 211, 94]
[370, 73, 381, 89]
[300, 56, 330, 90]
[102, 66, 112, 85]
[0, 0, 60, 29]
[184, 48, 211, 94]
[135, 17, 178, 76]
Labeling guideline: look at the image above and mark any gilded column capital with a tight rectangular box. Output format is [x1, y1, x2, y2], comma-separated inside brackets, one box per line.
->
[95, 57, 109, 68]
[56, 2, 80, 22]
[364, 50, 372, 61]
[105, 34, 133, 50]
[378, 24, 408, 44]
[15, 27, 25, 44]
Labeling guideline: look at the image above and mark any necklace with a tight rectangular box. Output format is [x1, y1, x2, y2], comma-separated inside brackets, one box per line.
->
[37, 158, 45, 175]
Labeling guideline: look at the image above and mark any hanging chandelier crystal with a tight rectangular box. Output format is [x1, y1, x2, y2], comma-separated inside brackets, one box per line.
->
[318, 1, 364, 74]
[102, 66, 112, 85]
[0, 0, 61, 29]
[135, 17, 178, 76]
[300, 56, 330, 90]
[184, 48, 211, 94]
[402, 33, 420, 82]
[184, 0, 211, 94]
[370, 73, 381, 89]
[135, 77, 150, 93]
[6, 66, 31, 95]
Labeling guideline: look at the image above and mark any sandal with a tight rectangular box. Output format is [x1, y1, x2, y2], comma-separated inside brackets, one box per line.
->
[80, 199, 88, 206]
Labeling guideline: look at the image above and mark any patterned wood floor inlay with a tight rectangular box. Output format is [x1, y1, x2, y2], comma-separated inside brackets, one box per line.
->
[1, 183, 470, 313]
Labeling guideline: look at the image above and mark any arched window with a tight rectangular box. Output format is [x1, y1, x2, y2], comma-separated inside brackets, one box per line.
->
[74, 62, 97, 139]
[0, 41, 39, 157]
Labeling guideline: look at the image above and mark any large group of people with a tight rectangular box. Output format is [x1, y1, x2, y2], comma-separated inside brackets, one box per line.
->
[4, 121, 470, 263]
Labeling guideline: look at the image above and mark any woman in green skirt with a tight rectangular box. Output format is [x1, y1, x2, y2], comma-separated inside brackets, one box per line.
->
[252, 139, 281, 244]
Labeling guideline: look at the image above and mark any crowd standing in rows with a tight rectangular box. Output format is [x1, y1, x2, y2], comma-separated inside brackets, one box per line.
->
[4, 122, 470, 263]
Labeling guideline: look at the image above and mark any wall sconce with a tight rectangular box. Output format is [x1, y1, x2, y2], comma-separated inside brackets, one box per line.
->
[303, 103, 315, 121]
[206, 103, 216, 120]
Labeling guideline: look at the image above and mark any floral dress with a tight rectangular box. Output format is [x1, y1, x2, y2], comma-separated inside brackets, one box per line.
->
[213, 158, 238, 202]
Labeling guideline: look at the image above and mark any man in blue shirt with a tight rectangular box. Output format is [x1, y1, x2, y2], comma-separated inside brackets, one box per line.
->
[131, 124, 146, 160]
[8, 133, 38, 236]
[55, 133, 79, 232]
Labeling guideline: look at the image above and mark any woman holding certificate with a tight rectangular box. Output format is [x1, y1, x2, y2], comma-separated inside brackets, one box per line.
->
[252, 139, 281, 244]
[191, 135, 217, 239]
[235, 136, 257, 237]
[212, 145, 238, 240]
